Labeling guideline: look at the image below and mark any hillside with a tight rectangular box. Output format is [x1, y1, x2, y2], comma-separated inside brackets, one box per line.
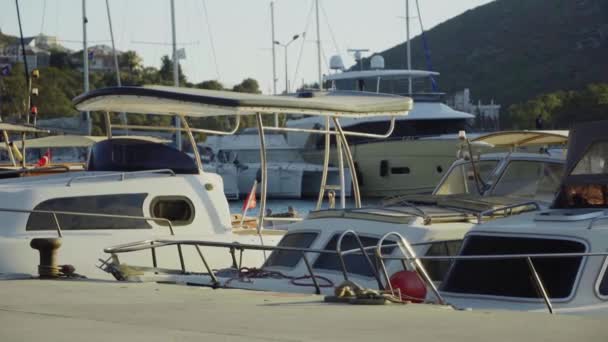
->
[358, 0, 608, 108]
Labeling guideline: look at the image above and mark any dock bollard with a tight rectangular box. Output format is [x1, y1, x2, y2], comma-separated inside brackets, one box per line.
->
[30, 238, 62, 278]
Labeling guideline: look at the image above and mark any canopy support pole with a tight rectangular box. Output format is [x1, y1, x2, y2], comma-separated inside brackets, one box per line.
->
[333, 117, 361, 208]
[315, 116, 331, 210]
[2, 131, 16, 167]
[256, 113, 268, 232]
[105, 111, 112, 139]
[179, 115, 203, 172]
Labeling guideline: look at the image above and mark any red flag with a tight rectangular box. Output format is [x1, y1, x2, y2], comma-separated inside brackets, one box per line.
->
[242, 188, 257, 212]
[36, 149, 52, 167]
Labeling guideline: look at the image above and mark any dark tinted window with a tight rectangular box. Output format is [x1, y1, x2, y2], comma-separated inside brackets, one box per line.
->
[264, 233, 318, 268]
[600, 260, 608, 297]
[313, 234, 395, 278]
[27, 193, 150, 230]
[151, 197, 194, 226]
[421, 240, 462, 281]
[88, 139, 198, 174]
[442, 235, 586, 299]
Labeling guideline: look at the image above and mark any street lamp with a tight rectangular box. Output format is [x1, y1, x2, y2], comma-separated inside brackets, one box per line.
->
[274, 33, 302, 93]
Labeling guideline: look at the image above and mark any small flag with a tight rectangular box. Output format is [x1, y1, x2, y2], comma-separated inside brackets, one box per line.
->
[88, 50, 94, 60]
[0, 64, 10, 76]
[242, 182, 257, 212]
[36, 149, 52, 167]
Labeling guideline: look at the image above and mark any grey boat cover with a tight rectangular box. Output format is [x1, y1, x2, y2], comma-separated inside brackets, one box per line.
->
[73, 85, 413, 118]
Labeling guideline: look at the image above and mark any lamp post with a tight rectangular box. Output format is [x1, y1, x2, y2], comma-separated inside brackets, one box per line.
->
[274, 34, 301, 94]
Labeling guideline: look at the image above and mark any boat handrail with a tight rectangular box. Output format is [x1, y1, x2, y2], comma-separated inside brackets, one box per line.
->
[66, 169, 176, 186]
[477, 201, 541, 223]
[0, 207, 177, 237]
[587, 212, 608, 230]
[335, 230, 384, 289]
[0, 165, 72, 177]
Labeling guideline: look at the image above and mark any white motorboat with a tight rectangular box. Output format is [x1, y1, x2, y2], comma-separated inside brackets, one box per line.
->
[439, 120, 608, 315]
[101, 131, 568, 295]
[204, 133, 351, 198]
[0, 85, 413, 279]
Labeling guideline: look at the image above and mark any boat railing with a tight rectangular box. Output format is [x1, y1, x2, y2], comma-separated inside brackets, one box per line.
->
[66, 169, 176, 186]
[372, 231, 608, 314]
[0, 165, 72, 177]
[477, 201, 541, 223]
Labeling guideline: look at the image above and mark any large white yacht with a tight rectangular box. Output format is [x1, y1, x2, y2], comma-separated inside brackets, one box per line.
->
[204, 133, 350, 198]
[286, 56, 476, 197]
[0, 85, 412, 279]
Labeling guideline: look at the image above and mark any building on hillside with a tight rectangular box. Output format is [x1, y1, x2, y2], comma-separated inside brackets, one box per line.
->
[0, 34, 60, 71]
[70, 45, 123, 73]
[446, 88, 501, 131]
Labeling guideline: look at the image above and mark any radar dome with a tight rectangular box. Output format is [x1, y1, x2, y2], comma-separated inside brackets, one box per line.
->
[370, 55, 385, 70]
[329, 55, 345, 71]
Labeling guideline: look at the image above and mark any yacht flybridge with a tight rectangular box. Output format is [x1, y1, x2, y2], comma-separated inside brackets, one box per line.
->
[0, 85, 412, 279]
[100, 130, 568, 295]
[287, 59, 476, 197]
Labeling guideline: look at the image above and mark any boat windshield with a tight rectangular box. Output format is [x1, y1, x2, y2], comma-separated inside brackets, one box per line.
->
[490, 161, 564, 202]
[571, 141, 608, 175]
[435, 160, 499, 195]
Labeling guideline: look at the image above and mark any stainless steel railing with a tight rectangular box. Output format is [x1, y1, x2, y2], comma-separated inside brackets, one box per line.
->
[66, 169, 176, 186]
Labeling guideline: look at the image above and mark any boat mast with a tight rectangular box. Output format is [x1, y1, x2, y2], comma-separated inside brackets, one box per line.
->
[105, 0, 127, 128]
[170, 0, 182, 149]
[82, 0, 91, 135]
[270, 1, 278, 126]
[315, 0, 323, 90]
[405, 0, 412, 94]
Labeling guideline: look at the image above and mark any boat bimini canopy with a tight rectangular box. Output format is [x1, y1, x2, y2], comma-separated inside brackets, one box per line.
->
[0, 123, 49, 134]
[73, 85, 413, 228]
[73, 85, 412, 118]
[472, 130, 569, 148]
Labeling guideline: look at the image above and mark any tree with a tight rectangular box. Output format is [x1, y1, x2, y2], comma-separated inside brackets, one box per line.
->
[119, 50, 143, 75]
[0, 63, 27, 120]
[232, 78, 261, 94]
[196, 80, 224, 90]
[159, 55, 186, 85]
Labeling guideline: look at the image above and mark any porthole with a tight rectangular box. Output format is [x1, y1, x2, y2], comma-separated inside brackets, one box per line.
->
[150, 196, 195, 226]
[391, 166, 410, 175]
[436, 166, 443, 173]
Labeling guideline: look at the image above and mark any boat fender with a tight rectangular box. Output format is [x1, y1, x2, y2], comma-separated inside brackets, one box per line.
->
[389, 270, 427, 303]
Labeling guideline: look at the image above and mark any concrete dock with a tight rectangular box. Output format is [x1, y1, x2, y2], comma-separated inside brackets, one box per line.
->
[0, 279, 606, 341]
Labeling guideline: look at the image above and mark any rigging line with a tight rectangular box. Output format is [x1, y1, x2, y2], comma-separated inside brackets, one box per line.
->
[414, 0, 438, 91]
[130, 40, 200, 46]
[200, 0, 221, 80]
[39, 0, 47, 34]
[319, 1, 340, 55]
[292, 0, 315, 88]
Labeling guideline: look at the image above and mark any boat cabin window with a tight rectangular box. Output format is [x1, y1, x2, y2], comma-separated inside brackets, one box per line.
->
[441, 235, 586, 299]
[572, 141, 608, 175]
[150, 196, 195, 226]
[313, 234, 395, 278]
[421, 240, 463, 281]
[26, 193, 151, 231]
[435, 160, 499, 195]
[264, 232, 318, 268]
[491, 161, 563, 202]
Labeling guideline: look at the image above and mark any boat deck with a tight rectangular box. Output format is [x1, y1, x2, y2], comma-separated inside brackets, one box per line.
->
[0, 279, 605, 341]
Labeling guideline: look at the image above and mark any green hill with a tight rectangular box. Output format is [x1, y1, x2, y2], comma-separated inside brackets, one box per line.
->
[358, 0, 608, 108]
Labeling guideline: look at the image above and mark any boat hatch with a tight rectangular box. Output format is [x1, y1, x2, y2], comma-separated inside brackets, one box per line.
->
[441, 235, 586, 300]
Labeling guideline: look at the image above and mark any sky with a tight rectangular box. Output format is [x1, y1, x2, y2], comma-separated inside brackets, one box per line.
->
[1, 0, 493, 93]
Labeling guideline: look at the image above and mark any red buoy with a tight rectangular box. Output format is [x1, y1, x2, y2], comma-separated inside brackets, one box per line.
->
[389, 270, 427, 303]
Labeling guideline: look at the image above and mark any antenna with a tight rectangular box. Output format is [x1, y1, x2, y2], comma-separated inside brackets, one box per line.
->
[347, 49, 370, 70]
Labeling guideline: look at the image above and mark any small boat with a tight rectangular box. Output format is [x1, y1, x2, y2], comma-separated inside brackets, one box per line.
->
[100, 130, 568, 293]
[440, 120, 608, 315]
[0, 85, 413, 279]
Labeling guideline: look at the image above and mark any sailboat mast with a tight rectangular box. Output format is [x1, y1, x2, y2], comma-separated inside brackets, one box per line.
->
[406, 0, 412, 94]
[315, 0, 323, 90]
[270, 1, 278, 127]
[105, 0, 127, 128]
[170, 0, 181, 149]
[82, 0, 91, 134]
